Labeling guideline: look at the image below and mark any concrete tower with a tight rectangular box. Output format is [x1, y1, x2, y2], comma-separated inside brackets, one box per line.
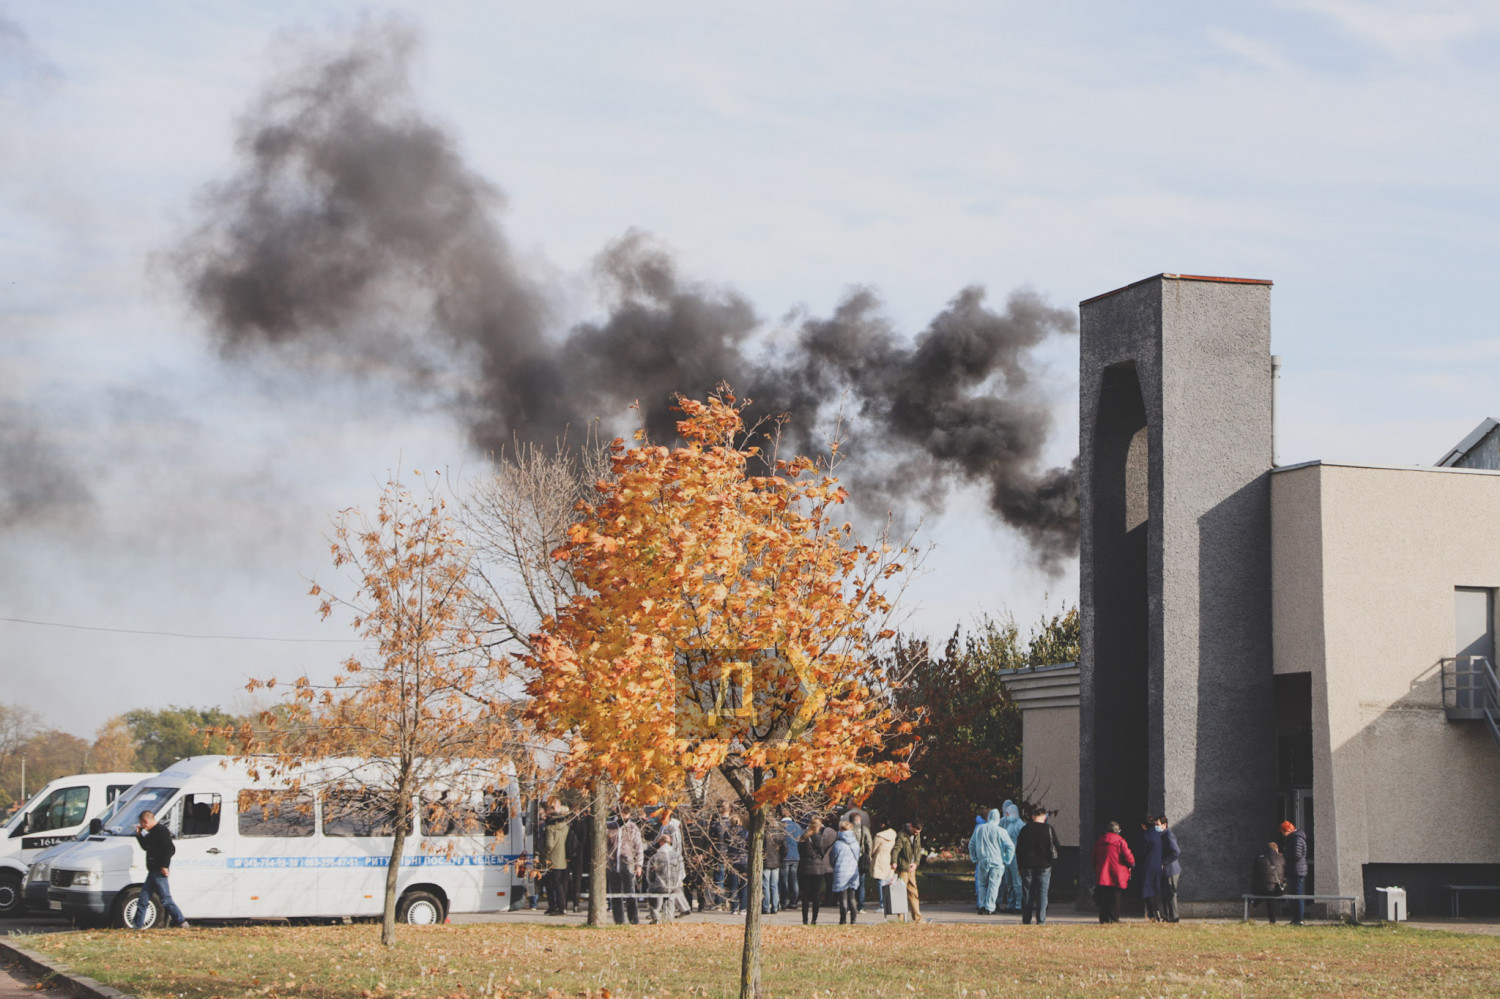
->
[1077, 274, 1277, 908]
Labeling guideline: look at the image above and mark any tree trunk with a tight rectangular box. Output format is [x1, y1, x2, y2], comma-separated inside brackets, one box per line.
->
[381, 789, 411, 947]
[739, 802, 766, 999]
[587, 779, 610, 926]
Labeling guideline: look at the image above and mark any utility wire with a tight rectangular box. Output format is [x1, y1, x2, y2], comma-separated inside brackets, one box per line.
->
[0, 615, 362, 644]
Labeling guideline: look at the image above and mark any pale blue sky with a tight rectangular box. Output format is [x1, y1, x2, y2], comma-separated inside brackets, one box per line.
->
[3, 1, 1498, 731]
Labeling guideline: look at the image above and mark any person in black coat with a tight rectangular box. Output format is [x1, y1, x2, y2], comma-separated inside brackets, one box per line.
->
[1013, 806, 1061, 925]
[1279, 821, 1309, 925]
[134, 810, 188, 928]
[1159, 816, 1182, 923]
[1250, 841, 1286, 923]
[796, 816, 836, 924]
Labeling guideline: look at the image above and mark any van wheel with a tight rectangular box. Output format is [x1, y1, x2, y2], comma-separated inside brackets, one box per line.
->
[112, 887, 161, 929]
[397, 891, 443, 925]
[0, 872, 22, 917]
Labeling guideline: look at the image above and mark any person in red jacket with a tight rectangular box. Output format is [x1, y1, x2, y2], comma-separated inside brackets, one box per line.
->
[1092, 821, 1135, 924]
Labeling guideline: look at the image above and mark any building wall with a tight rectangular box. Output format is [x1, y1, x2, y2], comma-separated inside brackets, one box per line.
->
[1003, 662, 1082, 849]
[1079, 275, 1277, 904]
[1272, 462, 1500, 911]
[1022, 705, 1080, 848]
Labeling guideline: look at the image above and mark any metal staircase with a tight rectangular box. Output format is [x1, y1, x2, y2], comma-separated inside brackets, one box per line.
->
[1442, 656, 1500, 752]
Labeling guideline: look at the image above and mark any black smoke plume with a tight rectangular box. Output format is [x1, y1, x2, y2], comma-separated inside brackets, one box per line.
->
[0, 408, 92, 529]
[173, 18, 1079, 566]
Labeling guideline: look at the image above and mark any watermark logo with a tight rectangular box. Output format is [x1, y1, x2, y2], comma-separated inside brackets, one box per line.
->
[673, 648, 826, 745]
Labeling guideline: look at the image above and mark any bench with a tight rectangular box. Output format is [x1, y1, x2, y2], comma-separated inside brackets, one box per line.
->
[1242, 893, 1358, 922]
[1444, 885, 1500, 917]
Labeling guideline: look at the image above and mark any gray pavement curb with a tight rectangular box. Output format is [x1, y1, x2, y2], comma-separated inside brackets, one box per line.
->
[0, 939, 134, 999]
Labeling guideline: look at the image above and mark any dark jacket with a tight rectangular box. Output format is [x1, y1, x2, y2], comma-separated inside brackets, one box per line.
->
[725, 825, 749, 869]
[892, 827, 922, 874]
[1282, 829, 1309, 877]
[1138, 826, 1163, 897]
[763, 822, 786, 871]
[1161, 828, 1181, 878]
[1014, 820, 1060, 870]
[798, 826, 836, 875]
[1252, 850, 1286, 895]
[136, 823, 176, 872]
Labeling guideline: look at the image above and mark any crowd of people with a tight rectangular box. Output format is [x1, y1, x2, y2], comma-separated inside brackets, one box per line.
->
[1089, 815, 1311, 925]
[529, 795, 1313, 927]
[528, 797, 949, 926]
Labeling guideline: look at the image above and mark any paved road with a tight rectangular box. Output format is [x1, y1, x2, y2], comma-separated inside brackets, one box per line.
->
[0, 955, 59, 998]
[0, 914, 72, 938]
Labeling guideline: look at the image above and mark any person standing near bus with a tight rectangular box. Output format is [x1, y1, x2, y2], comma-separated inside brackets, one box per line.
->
[542, 799, 572, 915]
[133, 810, 188, 929]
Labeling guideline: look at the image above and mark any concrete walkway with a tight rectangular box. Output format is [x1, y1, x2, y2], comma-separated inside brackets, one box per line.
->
[0, 957, 57, 997]
[456, 900, 1500, 932]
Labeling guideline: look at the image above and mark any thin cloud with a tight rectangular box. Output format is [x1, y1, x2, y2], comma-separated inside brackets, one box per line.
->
[1283, 0, 1500, 61]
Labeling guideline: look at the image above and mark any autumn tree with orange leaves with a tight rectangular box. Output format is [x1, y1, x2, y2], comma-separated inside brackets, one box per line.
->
[236, 476, 519, 947]
[524, 391, 914, 999]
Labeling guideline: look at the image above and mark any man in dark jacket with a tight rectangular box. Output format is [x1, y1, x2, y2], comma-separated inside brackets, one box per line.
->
[892, 820, 924, 924]
[1013, 805, 1061, 925]
[1279, 821, 1309, 925]
[1250, 841, 1286, 923]
[761, 819, 786, 914]
[134, 810, 188, 928]
[1159, 816, 1182, 922]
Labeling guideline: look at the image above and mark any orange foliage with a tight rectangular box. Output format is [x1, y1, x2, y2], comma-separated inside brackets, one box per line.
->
[522, 390, 913, 809]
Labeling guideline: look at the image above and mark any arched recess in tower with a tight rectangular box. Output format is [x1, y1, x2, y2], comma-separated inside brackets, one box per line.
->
[1089, 361, 1150, 832]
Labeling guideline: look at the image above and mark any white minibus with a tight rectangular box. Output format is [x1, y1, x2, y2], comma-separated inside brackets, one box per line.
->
[22, 780, 151, 913]
[0, 771, 154, 916]
[47, 756, 527, 928]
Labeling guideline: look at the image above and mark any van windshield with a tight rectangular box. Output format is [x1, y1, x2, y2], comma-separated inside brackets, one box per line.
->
[102, 787, 179, 836]
[2, 787, 47, 835]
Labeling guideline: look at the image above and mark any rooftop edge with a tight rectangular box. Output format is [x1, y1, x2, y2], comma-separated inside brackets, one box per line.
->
[1080, 273, 1274, 307]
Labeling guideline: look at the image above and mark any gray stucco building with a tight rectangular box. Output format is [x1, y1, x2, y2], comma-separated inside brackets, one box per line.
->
[1069, 273, 1500, 917]
[1077, 274, 1277, 910]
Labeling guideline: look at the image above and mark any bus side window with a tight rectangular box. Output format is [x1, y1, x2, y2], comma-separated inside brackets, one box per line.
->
[179, 794, 223, 838]
[239, 791, 316, 837]
[422, 793, 484, 837]
[484, 791, 510, 837]
[324, 790, 396, 837]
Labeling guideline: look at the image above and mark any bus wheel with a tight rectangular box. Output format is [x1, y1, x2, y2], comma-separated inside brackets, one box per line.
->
[113, 887, 161, 930]
[0, 872, 22, 917]
[397, 891, 443, 925]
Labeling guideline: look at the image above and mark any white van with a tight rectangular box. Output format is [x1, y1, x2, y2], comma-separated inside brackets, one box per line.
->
[0, 771, 154, 916]
[47, 756, 527, 928]
[22, 780, 151, 913]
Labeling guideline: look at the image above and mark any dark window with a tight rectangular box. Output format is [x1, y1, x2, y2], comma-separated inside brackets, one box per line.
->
[26, 787, 89, 834]
[175, 793, 223, 838]
[238, 790, 316, 838]
[323, 790, 397, 837]
[106, 785, 133, 805]
[421, 793, 486, 836]
[483, 791, 511, 837]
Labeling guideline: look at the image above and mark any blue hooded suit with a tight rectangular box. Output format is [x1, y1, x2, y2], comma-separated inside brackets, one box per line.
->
[968, 808, 1016, 913]
[998, 801, 1025, 910]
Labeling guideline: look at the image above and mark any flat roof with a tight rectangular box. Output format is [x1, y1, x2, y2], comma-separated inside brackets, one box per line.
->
[1080, 273, 1273, 306]
[1272, 459, 1500, 477]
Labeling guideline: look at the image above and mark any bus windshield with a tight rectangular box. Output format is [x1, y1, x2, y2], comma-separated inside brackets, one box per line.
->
[102, 787, 179, 836]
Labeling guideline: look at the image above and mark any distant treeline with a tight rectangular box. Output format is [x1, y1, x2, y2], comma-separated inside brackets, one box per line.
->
[0, 704, 241, 807]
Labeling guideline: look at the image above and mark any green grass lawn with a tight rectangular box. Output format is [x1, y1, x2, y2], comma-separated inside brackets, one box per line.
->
[19, 920, 1500, 999]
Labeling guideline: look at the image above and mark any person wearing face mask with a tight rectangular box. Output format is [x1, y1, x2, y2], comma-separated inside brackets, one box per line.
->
[1158, 816, 1181, 923]
[1138, 815, 1163, 921]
